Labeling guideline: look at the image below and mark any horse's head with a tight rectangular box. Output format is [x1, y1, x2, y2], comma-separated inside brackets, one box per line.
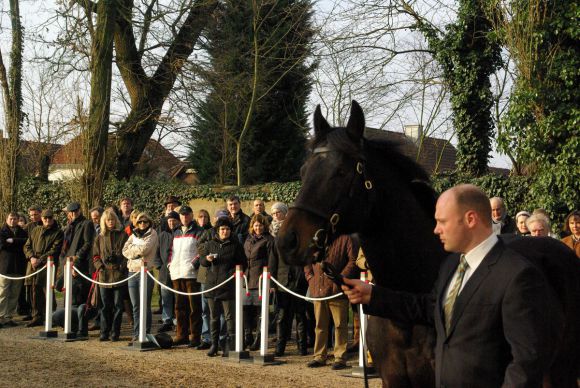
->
[278, 100, 374, 265]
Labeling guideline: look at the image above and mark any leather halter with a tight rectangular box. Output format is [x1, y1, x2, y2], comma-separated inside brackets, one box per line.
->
[291, 144, 375, 260]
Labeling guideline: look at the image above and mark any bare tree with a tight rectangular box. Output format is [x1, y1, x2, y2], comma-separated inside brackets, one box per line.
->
[0, 0, 23, 218]
[81, 0, 117, 210]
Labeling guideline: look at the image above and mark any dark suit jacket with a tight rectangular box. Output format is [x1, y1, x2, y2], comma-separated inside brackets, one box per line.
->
[366, 239, 554, 388]
[64, 215, 95, 276]
[0, 224, 28, 275]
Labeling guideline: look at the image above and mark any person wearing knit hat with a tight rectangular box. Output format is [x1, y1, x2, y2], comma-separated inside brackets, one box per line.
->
[269, 202, 288, 237]
[268, 201, 308, 356]
[215, 217, 233, 230]
[270, 202, 288, 216]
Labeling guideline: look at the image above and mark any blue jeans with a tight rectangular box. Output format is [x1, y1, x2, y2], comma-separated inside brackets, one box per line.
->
[127, 272, 154, 338]
[201, 286, 211, 343]
[160, 280, 175, 325]
[52, 304, 98, 335]
[99, 286, 124, 337]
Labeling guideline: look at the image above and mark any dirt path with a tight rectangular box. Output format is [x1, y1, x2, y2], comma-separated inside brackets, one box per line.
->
[0, 318, 381, 388]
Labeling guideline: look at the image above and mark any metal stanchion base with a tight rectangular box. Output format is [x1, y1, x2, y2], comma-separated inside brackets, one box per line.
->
[54, 332, 87, 342]
[253, 354, 281, 365]
[351, 365, 379, 378]
[127, 340, 158, 352]
[227, 350, 252, 363]
[33, 330, 58, 339]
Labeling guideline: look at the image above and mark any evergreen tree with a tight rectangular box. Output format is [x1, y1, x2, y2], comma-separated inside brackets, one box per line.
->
[188, 0, 315, 184]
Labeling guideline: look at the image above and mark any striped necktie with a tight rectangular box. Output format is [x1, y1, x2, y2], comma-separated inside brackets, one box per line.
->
[444, 254, 469, 334]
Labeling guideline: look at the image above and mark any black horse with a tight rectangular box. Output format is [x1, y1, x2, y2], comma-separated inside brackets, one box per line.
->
[277, 101, 580, 387]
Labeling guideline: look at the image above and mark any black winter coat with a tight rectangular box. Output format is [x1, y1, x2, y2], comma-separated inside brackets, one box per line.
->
[63, 215, 95, 276]
[0, 224, 28, 275]
[243, 233, 275, 290]
[200, 235, 246, 300]
[153, 228, 176, 286]
[231, 211, 251, 244]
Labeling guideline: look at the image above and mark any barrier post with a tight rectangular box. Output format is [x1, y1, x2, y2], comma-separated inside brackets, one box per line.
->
[39, 257, 57, 338]
[352, 272, 376, 377]
[59, 257, 77, 340]
[133, 263, 155, 351]
[229, 265, 250, 361]
[254, 267, 274, 364]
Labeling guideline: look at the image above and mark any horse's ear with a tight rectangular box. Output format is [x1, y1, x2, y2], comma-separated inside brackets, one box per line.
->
[346, 100, 365, 142]
[313, 105, 331, 140]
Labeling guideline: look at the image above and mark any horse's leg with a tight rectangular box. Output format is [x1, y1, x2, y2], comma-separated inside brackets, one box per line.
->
[405, 325, 436, 388]
[367, 317, 412, 388]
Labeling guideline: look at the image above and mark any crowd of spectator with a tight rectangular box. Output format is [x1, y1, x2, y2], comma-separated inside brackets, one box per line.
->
[0, 193, 577, 371]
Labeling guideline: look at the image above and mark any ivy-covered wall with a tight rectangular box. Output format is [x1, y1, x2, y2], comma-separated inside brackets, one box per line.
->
[15, 177, 301, 225]
[15, 174, 574, 232]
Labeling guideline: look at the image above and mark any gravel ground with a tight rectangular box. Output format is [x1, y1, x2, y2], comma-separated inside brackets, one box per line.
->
[0, 315, 381, 388]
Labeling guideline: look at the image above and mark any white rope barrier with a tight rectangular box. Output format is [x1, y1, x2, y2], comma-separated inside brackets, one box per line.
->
[147, 271, 235, 296]
[242, 274, 250, 295]
[72, 265, 139, 286]
[0, 264, 47, 280]
[270, 276, 343, 301]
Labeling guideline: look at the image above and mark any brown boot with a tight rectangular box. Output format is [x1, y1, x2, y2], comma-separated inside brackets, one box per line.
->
[124, 299, 134, 327]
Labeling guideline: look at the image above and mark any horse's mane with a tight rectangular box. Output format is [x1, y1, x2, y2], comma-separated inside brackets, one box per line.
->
[310, 127, 431, 184]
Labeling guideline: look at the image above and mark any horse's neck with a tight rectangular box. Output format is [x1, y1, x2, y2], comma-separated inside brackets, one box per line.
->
[359, 185, 445, 293]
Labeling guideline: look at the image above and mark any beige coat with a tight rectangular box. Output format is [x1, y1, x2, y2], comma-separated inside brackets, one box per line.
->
[122, 228, 159, 272]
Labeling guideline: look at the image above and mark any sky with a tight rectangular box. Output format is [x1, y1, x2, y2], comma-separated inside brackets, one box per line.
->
[1, 0, 511, 169]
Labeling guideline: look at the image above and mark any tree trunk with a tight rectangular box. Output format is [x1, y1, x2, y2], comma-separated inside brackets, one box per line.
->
[0, 0, 23, 218]
[111, 0, 218, 179]
[82, 0, 117, 210]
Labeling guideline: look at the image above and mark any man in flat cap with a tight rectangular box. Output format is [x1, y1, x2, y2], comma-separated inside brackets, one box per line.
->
[61, 202, 95, 319]
[23, 209, 64, 327]
[159, 195, 182, 233]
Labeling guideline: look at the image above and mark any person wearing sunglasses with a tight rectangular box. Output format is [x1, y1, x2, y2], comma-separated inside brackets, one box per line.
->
[122, 212, 159, 344]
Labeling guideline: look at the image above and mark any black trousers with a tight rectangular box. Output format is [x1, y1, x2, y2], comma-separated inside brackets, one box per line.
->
[207, 298, 235, 343]
[276, 291, 307, 351]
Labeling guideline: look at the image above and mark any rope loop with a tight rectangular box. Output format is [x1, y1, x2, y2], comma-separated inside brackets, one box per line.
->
[270, 276, 343, 301]
[147, 271, 234, 296]
[0, 265, 47, 280]
[72, 266, 139, 286]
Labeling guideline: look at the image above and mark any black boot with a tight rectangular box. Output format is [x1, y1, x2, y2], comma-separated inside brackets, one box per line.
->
[249, 335, 260, 351]
[244, 333, 253, 350]
[243, 306, 254, 349]
[275, 340, 286, 357]
[221, 337, 230, 357]
[207, 342, 219, 357]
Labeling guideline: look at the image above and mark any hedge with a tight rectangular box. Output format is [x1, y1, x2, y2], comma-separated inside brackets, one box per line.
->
[15, 173, 574, 232]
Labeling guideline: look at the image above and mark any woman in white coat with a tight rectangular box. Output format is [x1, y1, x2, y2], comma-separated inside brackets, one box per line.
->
[122, 212, 159, 344]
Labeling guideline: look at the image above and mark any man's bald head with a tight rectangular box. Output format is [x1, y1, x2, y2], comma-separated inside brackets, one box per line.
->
[490, 197, 506, 222]
[447, 184, 493, 226]
[434, 184, 493, 253]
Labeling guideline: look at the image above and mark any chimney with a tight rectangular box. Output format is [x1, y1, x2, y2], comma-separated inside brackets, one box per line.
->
[403, 124, 423, 142]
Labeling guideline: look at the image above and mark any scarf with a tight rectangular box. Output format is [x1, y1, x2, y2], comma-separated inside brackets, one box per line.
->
[270, 219, 283, 237]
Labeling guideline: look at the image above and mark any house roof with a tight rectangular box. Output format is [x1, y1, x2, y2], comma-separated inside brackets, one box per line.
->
[50, 135, 187, 179]
[365, 128, 457, 174]
[11, 139, 63, 177]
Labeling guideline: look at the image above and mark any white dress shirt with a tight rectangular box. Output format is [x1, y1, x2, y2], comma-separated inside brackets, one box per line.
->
[445, 233, 499, 298]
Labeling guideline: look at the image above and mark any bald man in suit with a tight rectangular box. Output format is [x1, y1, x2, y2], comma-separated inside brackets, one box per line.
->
[343, 184, 557, 388]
